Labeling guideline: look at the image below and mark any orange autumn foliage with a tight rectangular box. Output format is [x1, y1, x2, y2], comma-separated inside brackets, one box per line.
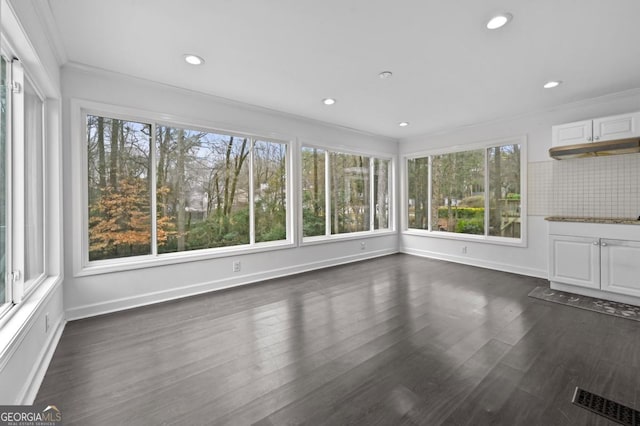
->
[89, 179, 174, 258]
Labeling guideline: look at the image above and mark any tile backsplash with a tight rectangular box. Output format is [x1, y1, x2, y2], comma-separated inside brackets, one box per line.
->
[528, 161, 553, 216]
[529, 153, 640, 218]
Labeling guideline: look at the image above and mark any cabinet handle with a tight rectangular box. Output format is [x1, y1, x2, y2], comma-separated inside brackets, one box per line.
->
[601, 242, 607, 247]
[593, 241, 599, 245]
[594, 136, 600, 141]
[587, 137, 593, 141]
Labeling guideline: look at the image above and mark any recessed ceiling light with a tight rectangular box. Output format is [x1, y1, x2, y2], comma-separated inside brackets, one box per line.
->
[379, 71, 393, 79]
[486, 13, 512, 30]
[543, 80, 562, 89]
[398, 122, 410, 127]
[322, 98, 336, 105]
[183, 54, 205, 65]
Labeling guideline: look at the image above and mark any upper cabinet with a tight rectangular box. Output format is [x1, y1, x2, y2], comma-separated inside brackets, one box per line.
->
[552, 111, 640, 147]
[552, 120, 592, 147]
[593, 112, 640, 142]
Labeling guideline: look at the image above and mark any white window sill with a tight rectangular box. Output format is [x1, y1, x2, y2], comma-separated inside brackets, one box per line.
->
[402, 228, 526, 247]
[76, 240, 297, 277]
[301, 229, 397, 246]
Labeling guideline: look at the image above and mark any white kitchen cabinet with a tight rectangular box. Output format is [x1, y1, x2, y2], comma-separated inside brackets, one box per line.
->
[601, 238, 640, 297]
[551, 111, 640, 147]
[552, 120, 592, 147]
[549, 234, 600, 289]
[593, 112, 640, 142]
[548, 221, 640, 304]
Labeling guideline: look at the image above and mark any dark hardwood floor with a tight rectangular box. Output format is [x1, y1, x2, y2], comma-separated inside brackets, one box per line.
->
[35, 254, 640, 425]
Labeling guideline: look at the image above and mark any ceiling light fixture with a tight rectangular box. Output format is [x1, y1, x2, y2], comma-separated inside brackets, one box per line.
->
[398, 122, 410, 127]
[543, 80, 562, 89]
[379, 71, 393, 79]
[183, 54, 205, 65]
[322, 98, 336, 105]
[486, 13, 512, 30]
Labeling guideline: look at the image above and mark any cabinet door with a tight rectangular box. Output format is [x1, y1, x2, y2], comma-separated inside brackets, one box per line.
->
[600, 239, 640, 297]
[592, 112, 640, 142]
[549, 235, 600, 289]
[552, 120, 593, 147]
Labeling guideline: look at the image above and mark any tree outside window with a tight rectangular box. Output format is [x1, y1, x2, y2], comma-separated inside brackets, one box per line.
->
[407, 143, 522, 239]
[87, 116, 153, 261]
[87, 114, 289, 262]
[301, 147, 326, 237]
[431, 150, 485, 235]
[302, 147, 391, 238]
[330, 152, 370, 234]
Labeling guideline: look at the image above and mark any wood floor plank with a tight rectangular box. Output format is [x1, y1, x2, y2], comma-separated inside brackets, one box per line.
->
[34, 254, 640, 425]
[441, 362, 525, 425]
[399, 339, 513, 425]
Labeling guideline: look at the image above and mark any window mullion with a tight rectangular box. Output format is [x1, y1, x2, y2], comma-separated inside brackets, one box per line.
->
[484, 148, 490, 236]
[150, 123, 158, 256]
[249, 139, 255, 245]
[427, 156, 432, 232]
[324, 150, 331, 236]
[369, 157, 374, 231]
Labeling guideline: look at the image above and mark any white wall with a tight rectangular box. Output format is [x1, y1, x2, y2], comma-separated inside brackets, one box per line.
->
[0, 0, 64, 404]
[61, 65, 399, 319]
[398, 89, 640, 278]
[4, 0, 638, 407]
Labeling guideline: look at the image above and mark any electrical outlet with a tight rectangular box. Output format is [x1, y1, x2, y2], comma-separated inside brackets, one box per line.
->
[45, 313, 49, 333]
[232, 260, 241, 272]
[461, 246, 467, 254]
[360, 241, 366, 250]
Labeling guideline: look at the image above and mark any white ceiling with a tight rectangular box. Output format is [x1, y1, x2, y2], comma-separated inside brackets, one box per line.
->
[45, 0, 640, 139]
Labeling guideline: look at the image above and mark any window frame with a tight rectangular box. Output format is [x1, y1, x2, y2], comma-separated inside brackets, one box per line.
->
[403, 136, 527, 247]
[72, 100, 295, 277]
[0, 54, 13, 319]
[299, 142, 396, 246]
[22, 73, 47, 293]
[0, 52, 52, 320]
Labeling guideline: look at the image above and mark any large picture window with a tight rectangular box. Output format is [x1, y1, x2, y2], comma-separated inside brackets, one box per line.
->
[301, 147, 326, 237]
[88, 116, 152, 261]
[155, 126, 251, 253]
[431, 149, 485, 235]
[302, 146, 391, 239]
[253, 140, 287, 243]
[330, 152, 370, 234]
[488, 145, 521, 238]
[373, 159, 390, 230]
[86, 113, 290, 265]
[407, 141, 524, 241]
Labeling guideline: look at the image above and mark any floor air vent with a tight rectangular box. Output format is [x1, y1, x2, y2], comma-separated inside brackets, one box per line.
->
[572, 387, 639, 426]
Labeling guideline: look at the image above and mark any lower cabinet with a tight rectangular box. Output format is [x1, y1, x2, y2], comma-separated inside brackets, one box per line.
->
[549, 231, 640, 297]
[549, 235, 599, 289]
[601, 239, 640, 297]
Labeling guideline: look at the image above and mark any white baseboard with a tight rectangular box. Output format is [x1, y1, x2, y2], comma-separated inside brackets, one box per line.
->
[401, 247, 547, 279]
[66, 248, 398, 321]
[18, 315, 66, 404]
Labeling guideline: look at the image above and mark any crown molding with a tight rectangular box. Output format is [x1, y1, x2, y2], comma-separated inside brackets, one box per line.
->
[62, 61, 398, 144]
[30, 0, 68, 65]
[399, 87, 640, 143]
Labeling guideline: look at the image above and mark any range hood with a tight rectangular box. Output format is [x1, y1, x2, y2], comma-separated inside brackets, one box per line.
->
[549, 138, 640, 160]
